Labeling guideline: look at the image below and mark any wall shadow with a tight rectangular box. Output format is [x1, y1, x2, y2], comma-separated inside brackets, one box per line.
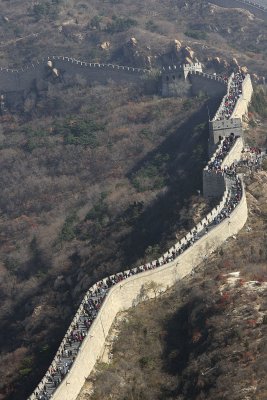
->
[120, 97, 221, 265]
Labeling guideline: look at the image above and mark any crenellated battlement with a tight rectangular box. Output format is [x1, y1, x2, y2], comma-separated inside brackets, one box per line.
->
[0, 58, 231, 106]
[0, 56, 152, 74]
[0, 56, 153, 101]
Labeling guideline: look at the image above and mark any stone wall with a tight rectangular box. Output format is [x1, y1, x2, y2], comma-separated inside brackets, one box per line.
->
[203, 137, 244, 199]
[231, 75, 254, 118]
[208, 74, 253, 154]
[35, 183, 247, 400]
[209, 0, 267, 20]
[0, 58, 228, 101]
[0, 57, 151, 95]
[189, 71, 227, 98]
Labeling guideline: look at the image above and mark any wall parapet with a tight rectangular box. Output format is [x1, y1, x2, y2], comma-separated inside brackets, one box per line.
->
[0, 58, 230, 101]
[189, 70, 227, 84]
[209, 0, 267, 20]
[209, 0, 267, 11]
[0, 56, 152, 74]
[231, 74, 253, 119]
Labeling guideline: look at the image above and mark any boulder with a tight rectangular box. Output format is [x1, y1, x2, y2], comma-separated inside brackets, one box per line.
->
[231, 57, 239, 67]
[123, 37, 151, 68]
[213, 57, 221, 66]
[173, 39, 182, 55]
[52, 68, 60, 77]
[100, 41, 111, 50]
[182, 46, 195, 60]
[129, 37, 138, 47]
[207, 56, 229, 71]
[251, 73, 259, 82]
[240, 66, 248, 74]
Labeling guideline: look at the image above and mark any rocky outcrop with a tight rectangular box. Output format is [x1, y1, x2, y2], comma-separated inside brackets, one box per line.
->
[122, 37, 152, 68]
[99, 41, 111, 50]
[182, 45, 195, 61]
[206, 56, 250, 76]
[172, 39, 182, 56]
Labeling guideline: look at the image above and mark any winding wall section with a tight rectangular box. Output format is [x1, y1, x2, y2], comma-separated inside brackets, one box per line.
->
[0, 58, 230, 102]
[26, 69, 252, 400]
[209, 0, 267, 20]
[0, 56, 151, 93]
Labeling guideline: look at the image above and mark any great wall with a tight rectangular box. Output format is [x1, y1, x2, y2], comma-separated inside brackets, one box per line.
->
[209, 0, 267, 20]
[17, 62, 252, 400]
[0, 1, 264, 399]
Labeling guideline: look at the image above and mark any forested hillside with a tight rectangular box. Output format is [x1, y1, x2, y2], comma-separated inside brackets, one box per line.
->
[0, 1, 266, 399]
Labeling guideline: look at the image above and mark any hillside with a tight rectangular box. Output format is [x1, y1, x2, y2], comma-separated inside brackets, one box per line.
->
[0, 0, 266, 399]
[0, 0, 266, 76]
[78, 166, 267, 400]
[1, 83, 215, 400]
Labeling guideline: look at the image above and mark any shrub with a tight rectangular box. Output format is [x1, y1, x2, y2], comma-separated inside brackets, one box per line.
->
[32, 1, 59, 20]
[250, 89, 267, 117]
[131, 153, 169, 192]
[90, 15, 103, 30]
[59, 213, 77, 241]
[24, 128, 48, 152]
[262, 159, 267, 171]
[183, 99, 194, 111]
[19, 367, 32, 376]
[19, 356, 34, 376]
[145, 20, 158, 32]
[85, 193, 110, 226]
[184, 29, 207, 40]
[54, 118, 105, 147]
[106, 16, 137, 33]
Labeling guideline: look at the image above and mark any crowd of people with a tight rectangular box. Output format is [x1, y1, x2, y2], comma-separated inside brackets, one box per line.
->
[240, 146, 263, 171]
[32, 153, 247, 400]
[213, 176, 242, 224]
[207, 133, 238, 172]
[215, 71, 245, 121]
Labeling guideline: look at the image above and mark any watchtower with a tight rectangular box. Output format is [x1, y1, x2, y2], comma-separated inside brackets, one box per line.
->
[161, 63, 203, 97]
